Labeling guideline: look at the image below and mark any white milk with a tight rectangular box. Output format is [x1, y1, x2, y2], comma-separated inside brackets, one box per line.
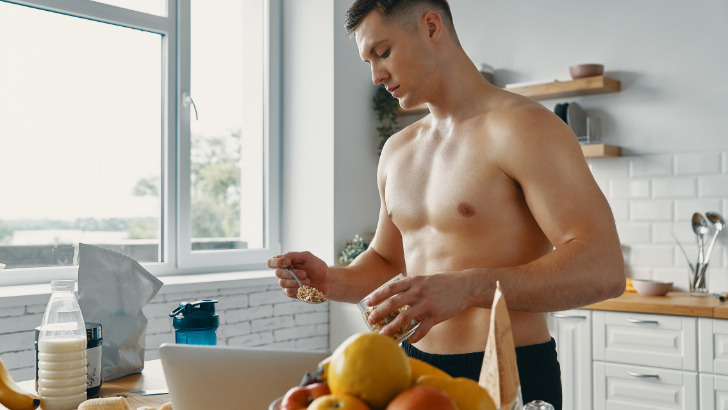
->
[38, 336, 87, 410]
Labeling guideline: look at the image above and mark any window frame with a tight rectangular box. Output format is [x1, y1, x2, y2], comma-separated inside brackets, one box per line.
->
[0, 0, 281, 286]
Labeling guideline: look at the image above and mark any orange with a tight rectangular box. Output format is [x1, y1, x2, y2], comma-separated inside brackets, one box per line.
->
[386, 386, 457, 410]
[416, 374, 497, 410]
[326, 333, 411, 409]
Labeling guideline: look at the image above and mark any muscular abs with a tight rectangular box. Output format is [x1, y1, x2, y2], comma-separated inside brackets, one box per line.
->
[383, 118, 553, 354]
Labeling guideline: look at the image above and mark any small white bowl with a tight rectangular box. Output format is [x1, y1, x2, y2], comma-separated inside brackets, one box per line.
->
[632, 279, 673, 296]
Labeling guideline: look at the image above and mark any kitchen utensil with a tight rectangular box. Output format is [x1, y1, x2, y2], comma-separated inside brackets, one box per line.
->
[285, 267, 325, 304]
[569, 64, 604, 79]
[671, 230, 695, 272]
[704, 212, 725, 263]
[672, 230, 695, 289]
[692, 212, 710, 264]
[693, 212, 726, 292]
[631, 279, 673, 296]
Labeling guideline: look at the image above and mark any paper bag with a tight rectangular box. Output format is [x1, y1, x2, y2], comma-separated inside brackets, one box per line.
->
[479, 281, 523, 410]
[77, 243, 163, 381]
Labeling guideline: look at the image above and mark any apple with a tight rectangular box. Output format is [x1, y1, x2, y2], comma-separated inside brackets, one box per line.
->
[386, 386, 457, 410]
[280, 382, 331, 410]
[308, 394, 371, 410]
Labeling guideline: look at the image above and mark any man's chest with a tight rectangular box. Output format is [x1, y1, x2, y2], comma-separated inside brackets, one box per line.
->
[383, 146, 521, 234]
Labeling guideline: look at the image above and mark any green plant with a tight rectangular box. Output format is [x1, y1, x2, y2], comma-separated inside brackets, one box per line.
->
[339, 234, 369, 265]
[372, 86, 400, 154]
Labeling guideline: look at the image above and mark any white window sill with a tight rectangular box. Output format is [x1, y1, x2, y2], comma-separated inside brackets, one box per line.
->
[0, 269, 276, 308]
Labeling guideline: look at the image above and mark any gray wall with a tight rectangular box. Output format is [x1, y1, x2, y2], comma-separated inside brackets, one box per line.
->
[452, 0, 728, 155]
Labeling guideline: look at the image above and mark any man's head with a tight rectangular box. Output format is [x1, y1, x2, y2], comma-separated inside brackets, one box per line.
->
[348, 0, 460, 109]
[345, 0, 458, 45]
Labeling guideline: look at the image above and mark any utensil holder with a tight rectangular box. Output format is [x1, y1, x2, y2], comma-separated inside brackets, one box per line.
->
[690, 262, 709, 296]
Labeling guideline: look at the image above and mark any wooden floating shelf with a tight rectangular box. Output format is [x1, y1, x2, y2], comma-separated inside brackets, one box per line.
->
[398, 76, 621, 115]
[396, 76, 623, 158]
[581, 143, 621, 158]
[506, 76, 621, 101]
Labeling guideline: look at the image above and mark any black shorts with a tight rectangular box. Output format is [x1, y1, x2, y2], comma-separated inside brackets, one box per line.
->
[401, 338, 562, 410]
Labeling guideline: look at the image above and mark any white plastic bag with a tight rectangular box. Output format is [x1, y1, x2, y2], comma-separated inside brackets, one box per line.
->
[77, 243, 163, 381]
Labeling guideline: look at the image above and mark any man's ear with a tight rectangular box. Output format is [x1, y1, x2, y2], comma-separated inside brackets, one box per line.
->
[422, 11, 443, 42]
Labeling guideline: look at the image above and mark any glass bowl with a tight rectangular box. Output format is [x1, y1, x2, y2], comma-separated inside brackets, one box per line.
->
[357, 273, 421, 344]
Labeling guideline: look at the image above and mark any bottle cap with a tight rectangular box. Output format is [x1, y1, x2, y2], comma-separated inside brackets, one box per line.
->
[170, 300, 219, 331]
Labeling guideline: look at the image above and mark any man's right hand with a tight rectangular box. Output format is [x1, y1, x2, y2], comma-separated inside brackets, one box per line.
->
[268, 251, 330, 300]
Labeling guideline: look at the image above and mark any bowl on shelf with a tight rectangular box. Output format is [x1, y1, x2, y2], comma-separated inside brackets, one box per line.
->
[631, 279, 673, 296]
[569, 64, 604, 79]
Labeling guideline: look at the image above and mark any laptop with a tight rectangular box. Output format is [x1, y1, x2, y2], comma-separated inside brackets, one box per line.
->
[159, 343, 330, 410]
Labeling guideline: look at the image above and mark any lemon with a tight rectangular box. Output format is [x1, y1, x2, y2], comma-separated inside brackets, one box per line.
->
[327, 333, 411, 409]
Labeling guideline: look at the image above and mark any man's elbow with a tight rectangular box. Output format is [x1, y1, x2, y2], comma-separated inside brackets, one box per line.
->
[599, 262, 627, 301]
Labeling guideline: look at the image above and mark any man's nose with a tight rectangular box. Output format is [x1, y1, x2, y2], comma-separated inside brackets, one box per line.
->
[371, 65, 387, 85]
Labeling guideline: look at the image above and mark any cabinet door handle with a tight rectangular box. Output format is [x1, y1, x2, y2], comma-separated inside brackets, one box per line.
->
[627, 370, 660, 379]
[626, 318, 659, 325]
[551, 313, 587, 319]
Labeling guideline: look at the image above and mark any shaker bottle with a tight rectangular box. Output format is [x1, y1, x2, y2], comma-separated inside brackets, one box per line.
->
[38, 280, 87, 410]
[170, 299, 219, 345]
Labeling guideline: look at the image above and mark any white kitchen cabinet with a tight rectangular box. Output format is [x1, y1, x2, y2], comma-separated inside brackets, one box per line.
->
[594, 362, 698, 410]
[699, 317, 728, 375]
[593, 311, 698, 371]
[700, 373, 728, 410]
[548, 310, 592, 410]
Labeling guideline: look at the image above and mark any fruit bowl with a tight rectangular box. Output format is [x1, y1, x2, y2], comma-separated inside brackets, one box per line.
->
[632, 279, 673, 296]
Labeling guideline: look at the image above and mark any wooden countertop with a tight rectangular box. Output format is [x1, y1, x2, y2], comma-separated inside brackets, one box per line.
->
[9, 360, 169, 410]
[583, 291, 728, 318]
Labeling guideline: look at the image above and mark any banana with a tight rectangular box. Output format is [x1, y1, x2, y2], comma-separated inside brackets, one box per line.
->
[0, 357, 40, 410]
[77, 397, 131, 410]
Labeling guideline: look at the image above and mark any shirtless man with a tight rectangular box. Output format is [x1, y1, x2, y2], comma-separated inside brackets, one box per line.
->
[268, 1, 625, 407]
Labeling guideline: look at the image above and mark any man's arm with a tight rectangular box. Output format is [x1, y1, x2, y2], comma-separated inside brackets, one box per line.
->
[466, 103, 626, 312]
[365, 103, 625, 342]
[270, 135, 407, 303]
[326, 138, 408, 302]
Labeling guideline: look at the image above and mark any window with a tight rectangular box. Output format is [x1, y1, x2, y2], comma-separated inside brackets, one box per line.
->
[0, 0, 280, 285]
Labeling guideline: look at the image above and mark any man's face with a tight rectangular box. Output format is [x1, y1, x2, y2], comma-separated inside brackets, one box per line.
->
[355, 11, 431, 109]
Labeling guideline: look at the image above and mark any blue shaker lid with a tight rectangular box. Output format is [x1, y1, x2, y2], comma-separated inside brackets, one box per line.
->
[170, 299, 219, 330]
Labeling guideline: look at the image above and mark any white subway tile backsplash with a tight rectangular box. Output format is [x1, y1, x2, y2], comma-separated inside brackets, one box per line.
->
[629, 245, 675, 267]
[652, 177, 697, 198]
[616, 223, 651, 244]
[588, 157, 630, 178]
[608, 200, 630, 221]
[652, 222, 685, 245]
[707, 268, 728, 294]
[630, 200, 672, 221]
[675, 152, 722, 175]
[631, 154, 674, 177]
[674, 198, 723, 221]
[722, 151, 728, 174]
[699, 175, 728, 198]
[609, 179, 650, 199]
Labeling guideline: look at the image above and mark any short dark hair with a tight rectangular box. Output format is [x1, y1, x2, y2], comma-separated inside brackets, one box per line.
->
[345, 0, 457, 39]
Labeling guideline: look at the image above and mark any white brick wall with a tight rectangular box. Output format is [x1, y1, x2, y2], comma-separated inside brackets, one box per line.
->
[0, 276, 330, 382]
[589, 150, 728, 292]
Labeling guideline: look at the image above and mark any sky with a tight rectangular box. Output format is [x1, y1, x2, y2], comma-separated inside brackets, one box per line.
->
[0, 1, 247, 221]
